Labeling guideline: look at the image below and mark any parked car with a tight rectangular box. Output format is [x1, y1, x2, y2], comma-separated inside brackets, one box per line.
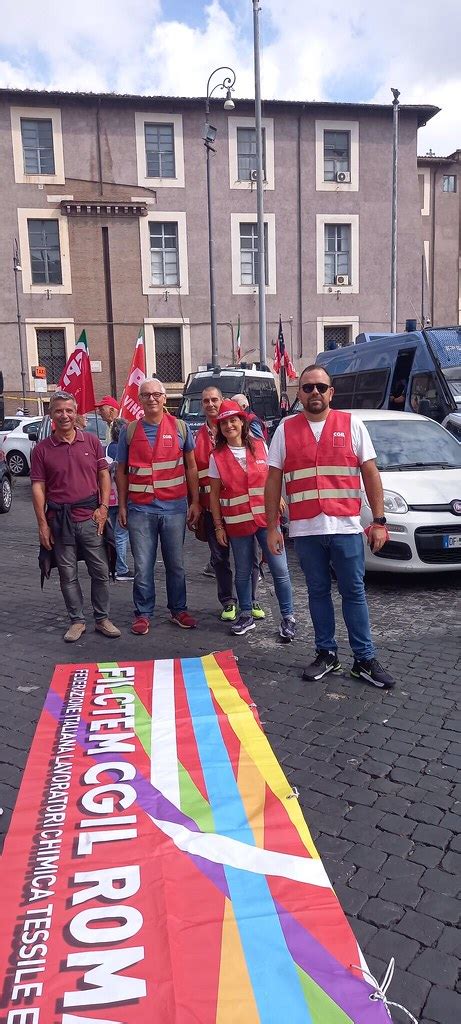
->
[0, 451, 13, 513]
[282, 408, 461, 572]
[0, 416, 25, 445]
[0, 417, 43, 476]
[34, 412, 107, 445]
[442, 411, 461, 442]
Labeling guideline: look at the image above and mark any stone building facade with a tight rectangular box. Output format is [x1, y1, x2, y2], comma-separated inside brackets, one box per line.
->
[418, 150, 461, 329]
[0, 87, 438, 412]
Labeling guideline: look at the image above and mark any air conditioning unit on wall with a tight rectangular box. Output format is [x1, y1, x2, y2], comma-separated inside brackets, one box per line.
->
[335, 274, 350, 286]
[336, 170, 351, 183]
[250, 169, 258, 182]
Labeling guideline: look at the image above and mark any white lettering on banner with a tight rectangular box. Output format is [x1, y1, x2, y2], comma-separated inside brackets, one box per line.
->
[62, 351, 83, 387]
[80, 784, 137, 815]
[69, 906, 143, 945]
[76, 826, 137, 856]
[7, 1009, 40, 1022]
[123, 396, 144, 418]
[72, 866, 141, 906]
[83, 762, 136, 784]
[63, 948, 146, 1007]
[86, 733, 136, 755]
[58, 665, 147, 1017]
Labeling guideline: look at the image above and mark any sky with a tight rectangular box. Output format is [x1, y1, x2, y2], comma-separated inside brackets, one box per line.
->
[1, 0, 460, 155]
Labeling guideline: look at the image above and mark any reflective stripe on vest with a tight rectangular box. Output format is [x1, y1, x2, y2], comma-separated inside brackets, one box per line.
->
[283, 411, 361, 519]
[287, 487, 361, 504]
[127, 413, 187, 504]
[284, 465, 358, 483]
[213, 438, 268, 536]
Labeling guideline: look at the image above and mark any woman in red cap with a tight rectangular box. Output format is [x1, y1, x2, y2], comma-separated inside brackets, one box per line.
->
[209, 400, 295, 640]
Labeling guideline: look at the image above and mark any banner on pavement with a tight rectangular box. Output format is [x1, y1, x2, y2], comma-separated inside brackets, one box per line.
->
[0, 653, 388, 1023]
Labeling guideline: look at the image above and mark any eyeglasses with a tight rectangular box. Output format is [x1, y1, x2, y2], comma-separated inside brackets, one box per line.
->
[140, 392, 165, 400]
[301, 382, 331, 395]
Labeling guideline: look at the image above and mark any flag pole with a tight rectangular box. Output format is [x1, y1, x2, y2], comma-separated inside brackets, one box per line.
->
[252, 0, 267, 368]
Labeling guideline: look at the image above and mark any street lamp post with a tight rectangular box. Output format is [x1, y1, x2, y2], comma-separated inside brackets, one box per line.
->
[204, 67, 236, 366]
[390, 87, 400, 333]
[13, 239, 28, 409]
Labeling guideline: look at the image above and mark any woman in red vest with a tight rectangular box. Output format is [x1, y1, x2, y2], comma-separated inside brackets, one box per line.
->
[209, 401, 295, 639]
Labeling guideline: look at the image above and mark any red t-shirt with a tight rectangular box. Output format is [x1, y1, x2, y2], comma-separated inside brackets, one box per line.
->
[30, 429, 108, 521]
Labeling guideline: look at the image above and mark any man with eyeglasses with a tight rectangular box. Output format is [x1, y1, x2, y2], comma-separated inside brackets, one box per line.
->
[116, 378, 201, 634]
[265, 365, 395, 689]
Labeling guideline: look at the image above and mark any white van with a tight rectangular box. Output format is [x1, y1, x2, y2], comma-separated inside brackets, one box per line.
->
[179, 366, 280, 436]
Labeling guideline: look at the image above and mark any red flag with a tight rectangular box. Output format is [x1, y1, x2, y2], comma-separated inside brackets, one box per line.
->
[285, 353, 297, 380]
[57, 329, 96, 414]
[273, 337, 281, 374]
[119, 330, 146, 421]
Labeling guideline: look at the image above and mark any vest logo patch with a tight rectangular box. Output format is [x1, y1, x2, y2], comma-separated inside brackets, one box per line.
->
[163, 433, 174, 448]
[333, 431, 346, 448]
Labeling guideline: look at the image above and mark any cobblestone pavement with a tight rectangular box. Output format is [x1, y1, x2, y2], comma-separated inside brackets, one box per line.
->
[1, 479, 460, 1023]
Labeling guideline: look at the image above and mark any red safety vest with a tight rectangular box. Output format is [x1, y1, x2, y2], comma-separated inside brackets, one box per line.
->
[127, 412, 187, 504]
[213, 438, 268, 536]
[283, 410, 362, 519]
[194, 424, 214, 510]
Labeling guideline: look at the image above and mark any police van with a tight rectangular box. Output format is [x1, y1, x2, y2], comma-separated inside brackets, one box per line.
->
[178, 365, 280, 436]
[314, 326, 460, 423]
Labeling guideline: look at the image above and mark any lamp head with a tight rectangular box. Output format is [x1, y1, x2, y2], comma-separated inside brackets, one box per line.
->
[223, 89, 235, 111]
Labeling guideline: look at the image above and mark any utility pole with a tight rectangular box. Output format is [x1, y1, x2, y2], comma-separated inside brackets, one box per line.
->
[391, 87, 400, 333]
[252, 0, 267, 366]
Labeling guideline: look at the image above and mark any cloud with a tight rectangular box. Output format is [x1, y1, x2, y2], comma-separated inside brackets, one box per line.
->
[0, 0, 459, 154]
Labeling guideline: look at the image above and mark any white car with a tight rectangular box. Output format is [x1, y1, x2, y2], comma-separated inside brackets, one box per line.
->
[356, 410, 461, 572]
[0, 416, 26, 446]
[0, 417, 43, 476]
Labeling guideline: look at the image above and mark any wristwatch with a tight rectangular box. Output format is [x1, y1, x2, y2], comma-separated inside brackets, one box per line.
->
[373, 516, 387, 526]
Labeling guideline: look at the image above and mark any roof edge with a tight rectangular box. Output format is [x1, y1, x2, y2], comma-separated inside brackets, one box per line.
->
[0, 87, 440, 126]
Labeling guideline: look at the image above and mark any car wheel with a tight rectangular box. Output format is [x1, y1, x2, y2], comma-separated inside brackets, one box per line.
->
[0, 475, 12, 513]
[7, 451, 27, 476]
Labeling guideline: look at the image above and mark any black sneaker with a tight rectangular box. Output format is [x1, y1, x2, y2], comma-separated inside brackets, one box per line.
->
[351, 657, 395, 689]
[302, 650, 341, 681]
[279, 616, 296, 643]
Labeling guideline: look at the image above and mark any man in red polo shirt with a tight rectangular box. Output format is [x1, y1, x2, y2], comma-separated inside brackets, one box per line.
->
[30, 390, 121, 643]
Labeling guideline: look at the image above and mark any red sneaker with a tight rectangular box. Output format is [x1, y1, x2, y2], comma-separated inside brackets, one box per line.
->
[170, 611, 197, 629]
[131, 616, 150, 635]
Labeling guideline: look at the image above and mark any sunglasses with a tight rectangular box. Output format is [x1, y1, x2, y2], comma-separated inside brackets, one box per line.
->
[301, 382, 331, 394]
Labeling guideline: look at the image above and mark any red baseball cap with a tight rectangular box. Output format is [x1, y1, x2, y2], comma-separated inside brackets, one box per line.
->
[95, 396, 119, 410]
[216, 399, 247, 422]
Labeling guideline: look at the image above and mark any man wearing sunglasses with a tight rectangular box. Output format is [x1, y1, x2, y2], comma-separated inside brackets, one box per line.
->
[265, 365, 395, 689]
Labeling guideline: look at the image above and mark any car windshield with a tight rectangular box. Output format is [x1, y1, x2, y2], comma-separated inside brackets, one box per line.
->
[179, 396, 204, 420]
[363, 418, 461, 471]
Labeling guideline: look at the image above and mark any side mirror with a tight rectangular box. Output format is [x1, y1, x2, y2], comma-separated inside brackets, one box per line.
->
[29, 430, 38, 442]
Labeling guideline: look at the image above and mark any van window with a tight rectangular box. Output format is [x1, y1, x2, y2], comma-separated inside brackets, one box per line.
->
[354, 370, 390, 408]
[247, 382, 279, 419]
[331, 369, 389, 410]
[410, 372, 443, 421]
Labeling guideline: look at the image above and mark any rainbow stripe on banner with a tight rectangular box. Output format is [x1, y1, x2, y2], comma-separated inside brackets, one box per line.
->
[0, 653, 389, 1023]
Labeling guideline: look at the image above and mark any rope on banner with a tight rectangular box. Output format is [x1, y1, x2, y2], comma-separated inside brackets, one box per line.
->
[351, 958, 419, 1023]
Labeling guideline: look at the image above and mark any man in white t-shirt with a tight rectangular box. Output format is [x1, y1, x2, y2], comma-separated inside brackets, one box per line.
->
[265, 364, 395, 689]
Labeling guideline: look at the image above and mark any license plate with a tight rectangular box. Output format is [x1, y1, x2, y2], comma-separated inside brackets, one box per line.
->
[442, 534, 461, 549]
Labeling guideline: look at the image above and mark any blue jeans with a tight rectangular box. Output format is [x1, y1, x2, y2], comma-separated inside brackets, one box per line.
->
[108, 507, 130, 576]
[229, 527, 293, 618]
[294, 533, 375, 661]
[128, 508, 187, 618]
